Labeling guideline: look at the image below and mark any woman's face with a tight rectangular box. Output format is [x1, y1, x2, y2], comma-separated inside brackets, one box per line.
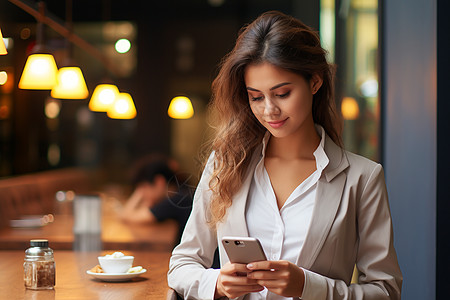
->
[244, 62, 321, 139]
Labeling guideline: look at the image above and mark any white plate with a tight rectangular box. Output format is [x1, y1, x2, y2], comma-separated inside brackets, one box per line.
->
[86, 269, 147, 282]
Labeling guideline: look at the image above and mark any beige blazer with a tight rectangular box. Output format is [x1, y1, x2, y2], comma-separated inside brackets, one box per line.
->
[168, 134, 402, 300]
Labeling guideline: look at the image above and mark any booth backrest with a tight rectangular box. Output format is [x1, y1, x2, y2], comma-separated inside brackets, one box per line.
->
[0, 168, 98, 228]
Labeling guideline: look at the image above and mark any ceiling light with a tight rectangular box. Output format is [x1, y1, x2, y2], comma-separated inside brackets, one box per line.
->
[89, 84, 119, 112]
[51, 67, 89, 99]
[115, 38, 131, 54]
[18, 2, 58, 90]
[0, 71, 7, 85]
[18, 53, 58, 90]
[107, 92, 136, 119]
[0, 29, 7, 55]
[168, 96, 194, 119]
[341, 97, 359, 120]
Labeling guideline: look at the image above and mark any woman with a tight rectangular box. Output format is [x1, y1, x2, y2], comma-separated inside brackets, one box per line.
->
[168, 11, 402, 300]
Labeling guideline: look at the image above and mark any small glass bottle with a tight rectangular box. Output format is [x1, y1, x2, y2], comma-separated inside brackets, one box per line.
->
[23, 239, 56, 290]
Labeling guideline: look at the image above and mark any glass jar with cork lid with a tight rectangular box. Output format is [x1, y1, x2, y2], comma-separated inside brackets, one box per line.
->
[23, 239, 56, 289]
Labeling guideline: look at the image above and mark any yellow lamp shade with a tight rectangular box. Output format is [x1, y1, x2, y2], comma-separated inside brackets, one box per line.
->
[51, 67, 89, 99]
[0, 29, 7, 55]
[89, 84, 119, 112]
[19, 54, 58, 90]
[168, 96, 194, 119]
[341, 97, 360, 120]
[107, 92, 137, 119]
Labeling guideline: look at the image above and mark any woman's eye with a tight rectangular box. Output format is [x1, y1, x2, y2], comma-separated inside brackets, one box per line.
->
[276, 92, 290, 98]
[250, 96, 263, 101]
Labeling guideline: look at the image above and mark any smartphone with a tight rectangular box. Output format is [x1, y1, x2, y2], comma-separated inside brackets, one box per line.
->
[222, 236, 267, 264]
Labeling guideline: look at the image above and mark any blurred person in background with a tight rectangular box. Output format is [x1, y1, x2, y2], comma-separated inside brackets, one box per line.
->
[120, 153, 193, 246]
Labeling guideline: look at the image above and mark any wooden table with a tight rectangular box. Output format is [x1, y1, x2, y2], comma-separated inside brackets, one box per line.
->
[0, 250, 173, 300]
[0, 214, 178, 251]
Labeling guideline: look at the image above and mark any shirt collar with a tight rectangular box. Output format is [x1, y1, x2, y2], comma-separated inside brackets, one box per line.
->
[313, 125, 330, 173]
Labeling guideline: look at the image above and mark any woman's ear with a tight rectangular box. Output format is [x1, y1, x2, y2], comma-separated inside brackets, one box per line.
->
[310, 74, 323, 95]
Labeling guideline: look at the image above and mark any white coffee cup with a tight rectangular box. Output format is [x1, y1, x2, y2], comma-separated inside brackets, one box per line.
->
[98, 254, 134, 273]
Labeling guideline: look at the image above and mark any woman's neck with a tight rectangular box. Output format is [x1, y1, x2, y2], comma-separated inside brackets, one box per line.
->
[266, 123, 320, 160]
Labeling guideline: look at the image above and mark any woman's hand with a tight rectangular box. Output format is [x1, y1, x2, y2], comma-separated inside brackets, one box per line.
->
[246, 260, 305, 297]
[215, 262, 264, 299]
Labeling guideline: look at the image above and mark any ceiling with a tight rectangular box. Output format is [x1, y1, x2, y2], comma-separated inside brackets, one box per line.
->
[0, 0, 297, 25]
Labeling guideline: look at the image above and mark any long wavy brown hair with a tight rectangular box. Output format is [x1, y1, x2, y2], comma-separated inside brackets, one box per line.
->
[205, 11, 342, 227]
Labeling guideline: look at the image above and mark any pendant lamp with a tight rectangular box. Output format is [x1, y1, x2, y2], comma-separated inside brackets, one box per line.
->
[18, 53, 58, 90]
[50, 0, 89, 100]
[107, 92, 137, 119]
[51, 66, 89, 99]
[18, 2, 58, 90]
[168, 96, 194, 119]
[89, 84, 119, 112]
[0, 29, 7, 55]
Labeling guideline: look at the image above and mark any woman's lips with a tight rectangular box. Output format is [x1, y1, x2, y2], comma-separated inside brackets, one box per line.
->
[267, 118, 287, 129]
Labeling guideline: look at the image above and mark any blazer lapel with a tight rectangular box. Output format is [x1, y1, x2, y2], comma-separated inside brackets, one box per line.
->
[297, 173, 346, 268]
[296, 134, 349, 269]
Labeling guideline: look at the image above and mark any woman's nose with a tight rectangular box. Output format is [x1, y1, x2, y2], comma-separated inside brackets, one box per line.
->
[264, 98, 280, 116]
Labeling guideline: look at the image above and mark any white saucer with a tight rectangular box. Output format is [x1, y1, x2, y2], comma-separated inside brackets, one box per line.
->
[86, 269, 147, 282]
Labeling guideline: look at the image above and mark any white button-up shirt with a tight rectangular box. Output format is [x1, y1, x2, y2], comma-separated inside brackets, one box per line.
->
[245, 126, 329, 300]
